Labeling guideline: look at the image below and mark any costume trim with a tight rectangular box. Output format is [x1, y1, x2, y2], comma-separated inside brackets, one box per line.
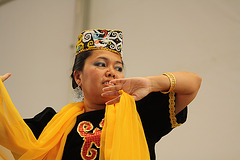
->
[76, 47, 121, 57]
[169, 91, 182, 128]
[76, 29, 123, 57]
[162, 72, 176, 94]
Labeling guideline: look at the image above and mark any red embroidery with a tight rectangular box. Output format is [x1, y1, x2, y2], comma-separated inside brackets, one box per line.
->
[77, 119, 104, 160]
[101, 30, 107, 37]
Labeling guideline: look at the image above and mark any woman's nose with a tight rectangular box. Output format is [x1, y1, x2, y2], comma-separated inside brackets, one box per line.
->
[105, 68, 116, 78]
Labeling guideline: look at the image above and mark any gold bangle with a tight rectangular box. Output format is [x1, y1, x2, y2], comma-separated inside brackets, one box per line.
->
[162, 72, 176, 94]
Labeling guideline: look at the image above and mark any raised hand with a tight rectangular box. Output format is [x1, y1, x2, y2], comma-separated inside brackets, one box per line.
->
[1, 73, 11, 82]
[101, 77, 151, 105]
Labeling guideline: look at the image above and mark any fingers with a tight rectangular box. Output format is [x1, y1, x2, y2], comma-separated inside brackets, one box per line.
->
[101, 90, 120, 97]
[102, 84, 122, 92]
[132, 95, 137, 101]
[105, 96, 121, 105]
[103, 78, 127, 92]
[102, 78, 126, 105]
[1, 73, 12, 82]
[110, 78, 125, 84]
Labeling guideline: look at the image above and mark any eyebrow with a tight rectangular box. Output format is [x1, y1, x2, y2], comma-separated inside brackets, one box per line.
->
[97, 56, 123, 65]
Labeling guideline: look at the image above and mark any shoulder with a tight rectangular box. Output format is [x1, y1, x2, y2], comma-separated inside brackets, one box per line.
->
[24, 107, 56, 139]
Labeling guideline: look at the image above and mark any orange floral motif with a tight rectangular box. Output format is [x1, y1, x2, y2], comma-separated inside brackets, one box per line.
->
[77, 119, 104, 160]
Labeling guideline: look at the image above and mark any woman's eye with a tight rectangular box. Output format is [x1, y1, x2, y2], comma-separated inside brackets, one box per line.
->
[94, 62, 106, 67]
[115, 66, 123, 72]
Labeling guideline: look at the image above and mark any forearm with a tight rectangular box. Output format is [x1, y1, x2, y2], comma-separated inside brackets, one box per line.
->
[147, 71, 202, 95]
[147, 71, 201, 114]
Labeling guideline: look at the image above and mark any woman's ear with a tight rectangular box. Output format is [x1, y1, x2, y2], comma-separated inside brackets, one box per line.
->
[73, 71, 82, 87]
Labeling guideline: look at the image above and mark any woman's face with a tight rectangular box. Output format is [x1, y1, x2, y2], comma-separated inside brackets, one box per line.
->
[77, 50, 124, 105]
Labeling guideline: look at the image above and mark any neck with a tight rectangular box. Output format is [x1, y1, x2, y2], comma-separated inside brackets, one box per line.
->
[83, 100, 106, 112]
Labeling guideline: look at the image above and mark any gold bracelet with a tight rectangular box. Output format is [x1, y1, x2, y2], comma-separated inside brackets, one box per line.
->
[162, 72, 176, 94]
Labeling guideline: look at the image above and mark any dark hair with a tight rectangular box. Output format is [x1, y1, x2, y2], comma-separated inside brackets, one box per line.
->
[71, 50, 93, 89]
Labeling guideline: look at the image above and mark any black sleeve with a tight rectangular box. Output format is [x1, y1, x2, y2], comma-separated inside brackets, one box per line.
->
[24, 107, 56, 139]
[136, 92, 187, 143]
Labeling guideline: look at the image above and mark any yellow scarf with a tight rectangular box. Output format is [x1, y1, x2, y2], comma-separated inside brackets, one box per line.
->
[0, 79, 150, 160]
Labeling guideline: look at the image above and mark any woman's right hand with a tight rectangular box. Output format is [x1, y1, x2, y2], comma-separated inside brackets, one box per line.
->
[102, 77, 151, 105]
[1, 73, 11, 82]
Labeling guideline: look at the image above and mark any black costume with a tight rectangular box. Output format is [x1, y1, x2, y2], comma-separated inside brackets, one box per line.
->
[25, 92, 187, 160]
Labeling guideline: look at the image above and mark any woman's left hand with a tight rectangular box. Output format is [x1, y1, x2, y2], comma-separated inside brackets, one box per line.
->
[101, 77, 151, 105]
[1, 73, 11, 82]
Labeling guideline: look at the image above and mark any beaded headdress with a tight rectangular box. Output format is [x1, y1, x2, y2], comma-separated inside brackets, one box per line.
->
[76, 29, 123, 56]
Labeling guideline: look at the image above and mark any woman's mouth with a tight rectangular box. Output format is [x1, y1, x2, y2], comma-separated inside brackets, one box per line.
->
[103, 81, 115, 86]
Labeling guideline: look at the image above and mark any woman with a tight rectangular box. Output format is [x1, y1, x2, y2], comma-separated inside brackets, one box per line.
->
[0, 29, 201, 160]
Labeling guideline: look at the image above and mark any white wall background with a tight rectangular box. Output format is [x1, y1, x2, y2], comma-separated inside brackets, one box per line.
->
[0, 0, 76, 116]
[0, 0, 240, 160]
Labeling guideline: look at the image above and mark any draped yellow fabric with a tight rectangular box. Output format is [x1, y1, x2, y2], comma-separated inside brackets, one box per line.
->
[0, 79, 84, 160]
[100, 90, 150, 160]
[0, 79, 150, 159]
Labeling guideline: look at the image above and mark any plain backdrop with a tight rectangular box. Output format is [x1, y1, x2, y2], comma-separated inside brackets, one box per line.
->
[0, 0, 239, 159]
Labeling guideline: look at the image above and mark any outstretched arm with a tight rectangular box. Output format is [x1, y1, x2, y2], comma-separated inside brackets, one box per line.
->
[102, 71, 202, 114]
